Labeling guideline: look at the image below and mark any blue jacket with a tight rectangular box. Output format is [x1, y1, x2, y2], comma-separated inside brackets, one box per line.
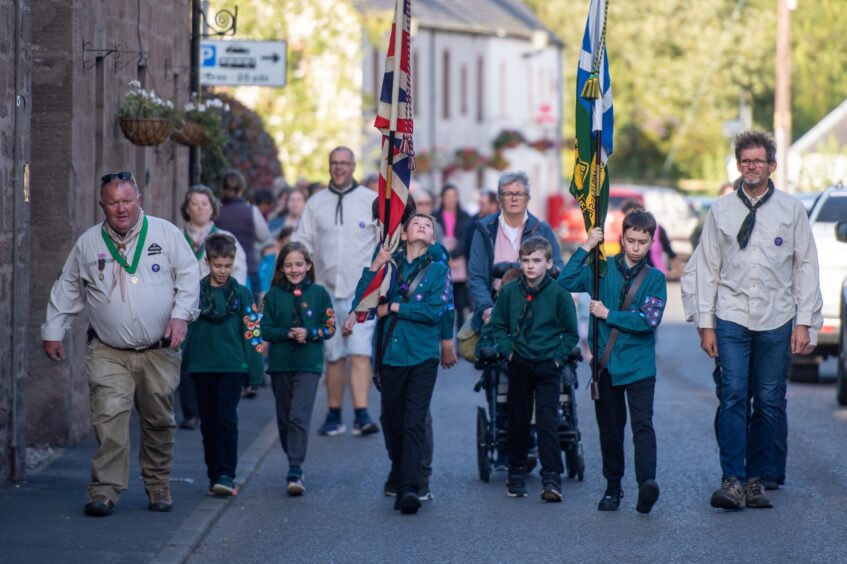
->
[468, 211, 563, 331]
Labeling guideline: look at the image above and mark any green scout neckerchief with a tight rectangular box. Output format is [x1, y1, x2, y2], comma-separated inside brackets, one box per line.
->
[199, 275, 241, 322]
[101, 215, 148, 275]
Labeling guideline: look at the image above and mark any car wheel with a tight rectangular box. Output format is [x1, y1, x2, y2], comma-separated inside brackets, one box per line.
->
[788, 357, 819, 383]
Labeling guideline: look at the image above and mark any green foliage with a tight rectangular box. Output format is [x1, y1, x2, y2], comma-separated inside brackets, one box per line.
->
[524, 0, 846, 185]
[225, 0, 364, 182]
[201, 93, 283, 191]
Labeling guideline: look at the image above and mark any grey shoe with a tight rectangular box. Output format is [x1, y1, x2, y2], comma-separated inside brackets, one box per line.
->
[744, 477, 773, 509]
[710, 476, 745, 510]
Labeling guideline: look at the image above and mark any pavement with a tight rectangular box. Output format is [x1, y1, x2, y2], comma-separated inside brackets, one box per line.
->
[3, 282, 847, 563]
[0, 385, 279, 564]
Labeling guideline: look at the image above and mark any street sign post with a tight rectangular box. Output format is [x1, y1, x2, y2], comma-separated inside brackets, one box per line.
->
[200, 40, 287, 87]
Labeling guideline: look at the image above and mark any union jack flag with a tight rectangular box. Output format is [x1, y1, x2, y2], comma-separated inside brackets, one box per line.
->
[355, 0, 415, 321]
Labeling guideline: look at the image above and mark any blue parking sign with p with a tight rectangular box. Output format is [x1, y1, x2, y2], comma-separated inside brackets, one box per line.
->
[201, 45, 216, 67]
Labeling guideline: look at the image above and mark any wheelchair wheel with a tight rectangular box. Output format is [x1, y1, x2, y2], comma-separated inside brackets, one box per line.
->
[566, 443, 585, 481]
[477, 407, 491, 483]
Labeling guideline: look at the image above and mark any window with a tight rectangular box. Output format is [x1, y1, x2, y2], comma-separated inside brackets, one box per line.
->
[442, 50, 450, 119]
[460, 65, 468, 115]
[413, 50, 419, 116]
[815, 195, 847, 223]
[476, 55, 484, 123]
[373, 48, 381, 112]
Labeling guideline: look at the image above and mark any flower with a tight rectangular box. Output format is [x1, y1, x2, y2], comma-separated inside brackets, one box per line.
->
[119, 80, 176, 120]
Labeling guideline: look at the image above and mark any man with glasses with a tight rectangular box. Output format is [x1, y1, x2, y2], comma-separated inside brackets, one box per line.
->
[293, 146, 381, 437]
[695, 131, 822, 510]
[41, 172, 199, 517]
[468, 171, 564, 333]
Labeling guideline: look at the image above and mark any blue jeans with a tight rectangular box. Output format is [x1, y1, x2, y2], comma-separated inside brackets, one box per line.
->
[715, 318, 791, 481]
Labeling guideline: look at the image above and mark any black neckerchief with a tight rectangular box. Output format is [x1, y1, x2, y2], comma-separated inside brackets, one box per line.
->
[615, 253, 647, 308]
[515, 273, 552, 336]
[279, 277, 314, 327]
[328, 181, 360, 225]
[736, 179, 775, 249]
[199, 276, 241, 322]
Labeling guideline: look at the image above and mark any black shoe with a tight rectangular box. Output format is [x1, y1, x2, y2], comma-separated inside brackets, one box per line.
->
[597, 488, 623, 511]
[179, 417, 199, 430]
[398, 492, 421, 515]
[506, 475, 527, 498]
[541, 482, 563, 503]
[84, 496, 114, 517]
[636, 479, 660, 514]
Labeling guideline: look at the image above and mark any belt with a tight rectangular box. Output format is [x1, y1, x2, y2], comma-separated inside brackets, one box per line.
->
[89, 328, 171, 352]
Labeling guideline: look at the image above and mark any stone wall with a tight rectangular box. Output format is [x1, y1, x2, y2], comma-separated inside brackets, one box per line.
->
[25, 0, 190, 449]
[0, 0, 31, 484]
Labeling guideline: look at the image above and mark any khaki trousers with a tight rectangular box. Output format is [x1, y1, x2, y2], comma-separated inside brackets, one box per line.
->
[85, 339, 181, 502]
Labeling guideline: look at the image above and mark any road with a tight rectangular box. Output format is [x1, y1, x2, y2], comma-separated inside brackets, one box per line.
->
[187, 282, 847, 563]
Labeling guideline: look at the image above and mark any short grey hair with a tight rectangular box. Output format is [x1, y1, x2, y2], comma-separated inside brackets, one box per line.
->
[497, 171, 531, 199]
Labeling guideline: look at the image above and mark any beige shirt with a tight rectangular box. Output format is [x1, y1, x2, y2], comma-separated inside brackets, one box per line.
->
[293, 185, 378, 299]
[694, 189, 822, 338]
[42, 215, 200, 349]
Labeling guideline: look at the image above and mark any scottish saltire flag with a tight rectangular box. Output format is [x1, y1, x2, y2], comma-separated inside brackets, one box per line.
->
[355, 0, 415, 321]
[570, 0, 613, 264]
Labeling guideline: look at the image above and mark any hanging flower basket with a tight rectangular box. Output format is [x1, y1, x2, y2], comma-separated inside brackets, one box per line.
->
[529, 138, 555, 152]
[119, 117, 173, 146]
[455, 147, 482, 171]
[171, 121, 208, 146]
[493, 129, 526, 150]
[488, 152, 510, 171]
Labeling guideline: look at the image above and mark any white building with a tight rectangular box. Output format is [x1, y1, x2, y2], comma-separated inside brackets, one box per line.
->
[357, 0, 564, 217]
[787, 98, 847, 191]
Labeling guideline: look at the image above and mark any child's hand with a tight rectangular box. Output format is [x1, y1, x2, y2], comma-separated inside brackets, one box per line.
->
[342, 312, 357, 337]
[370, 247, 394, 272]
[440, 339, 457, 369]
[581, 228, 604, 252]
[589, 300, 609, 320]
[376, 303, 391, 318]
[291, 327, 307, 343]
[482, 307, 493, 325]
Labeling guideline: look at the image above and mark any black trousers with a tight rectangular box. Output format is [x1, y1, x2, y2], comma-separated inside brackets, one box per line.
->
[507, 354, 563, 479]
[193, 372, 244, 482]
[595, 370, 656, 486]
[379, 359, 438, 493]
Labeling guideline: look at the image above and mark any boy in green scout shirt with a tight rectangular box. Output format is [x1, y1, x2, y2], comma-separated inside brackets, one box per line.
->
[488, 237, 579, 502]
[344, 213, 452, 515]
[559, 210, 667, 514]
[185, 233, 265, 497]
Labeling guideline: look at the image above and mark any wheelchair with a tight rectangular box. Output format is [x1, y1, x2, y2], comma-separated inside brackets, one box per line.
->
[474, 346, 585, 483]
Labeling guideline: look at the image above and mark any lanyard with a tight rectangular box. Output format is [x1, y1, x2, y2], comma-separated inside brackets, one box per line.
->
[101, 216, 149, 274]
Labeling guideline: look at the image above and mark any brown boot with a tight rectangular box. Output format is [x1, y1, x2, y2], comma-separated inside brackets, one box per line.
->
[710, 476, 744, 510]
[147, 487, 173, 512]
[744, 477, 773, 509]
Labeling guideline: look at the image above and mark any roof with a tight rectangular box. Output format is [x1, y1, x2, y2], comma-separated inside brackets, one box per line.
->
[353, 0, 563, 47]
[791, 98, 847, 154]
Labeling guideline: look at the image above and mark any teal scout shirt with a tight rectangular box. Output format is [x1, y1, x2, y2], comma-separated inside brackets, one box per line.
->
[559, 248, 667, 385]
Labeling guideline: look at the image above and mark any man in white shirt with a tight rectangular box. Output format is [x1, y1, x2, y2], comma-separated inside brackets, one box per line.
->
[293, 147, 380, 436]
[695, 132, 822, 511]
[42, 172, 199, 517]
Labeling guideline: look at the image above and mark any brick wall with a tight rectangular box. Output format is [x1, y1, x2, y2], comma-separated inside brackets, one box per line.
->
[0, 0, 31, 485]
[25, 0, 190, 447]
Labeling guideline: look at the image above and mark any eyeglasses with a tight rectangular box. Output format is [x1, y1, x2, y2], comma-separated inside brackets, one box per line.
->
[100, 171, 135, 185]
[738, 159, 770, 168]
[501, 191, 528, 200]
[329, 161, 354, 167]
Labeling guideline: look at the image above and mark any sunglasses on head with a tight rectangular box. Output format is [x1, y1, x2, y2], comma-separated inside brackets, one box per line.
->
[100, 171, 135, 186]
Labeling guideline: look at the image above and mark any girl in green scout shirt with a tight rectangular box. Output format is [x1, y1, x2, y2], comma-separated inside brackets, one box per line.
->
[343, 213, 453, 515]
[185, 233, 265, 497]
[261, 242, 336, 496]
[488, 237, 579, 502]
[559, 210, 667, 515]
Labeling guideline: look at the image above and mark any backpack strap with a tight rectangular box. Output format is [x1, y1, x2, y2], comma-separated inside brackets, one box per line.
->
[381, 262, 436, 352]
[599, 265, 651, 372]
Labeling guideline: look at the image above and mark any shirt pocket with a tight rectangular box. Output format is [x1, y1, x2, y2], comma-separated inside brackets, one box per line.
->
[762, 221, 793, 267]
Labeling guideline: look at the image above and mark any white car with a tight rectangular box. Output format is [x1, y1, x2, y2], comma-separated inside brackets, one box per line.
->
[790, 185, 847, 382]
